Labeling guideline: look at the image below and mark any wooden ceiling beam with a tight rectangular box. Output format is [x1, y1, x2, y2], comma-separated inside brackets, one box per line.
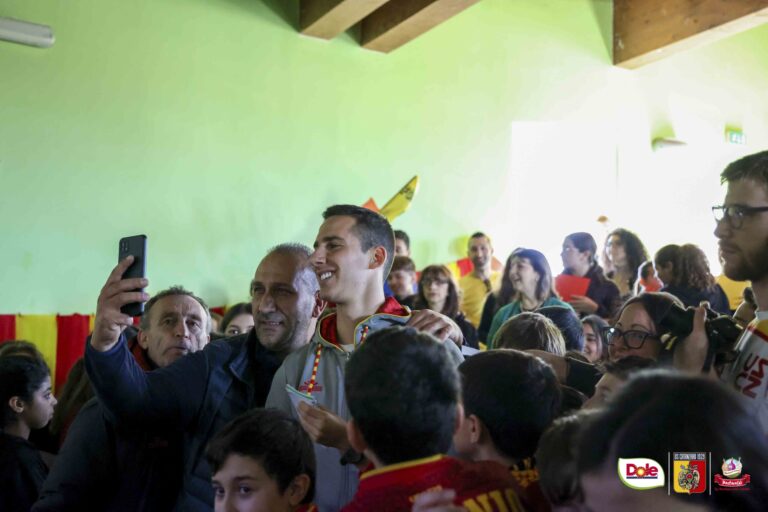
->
[361, 0, 482, 53]
[300, 0, 391, 40]
[615, 0, 768, 69]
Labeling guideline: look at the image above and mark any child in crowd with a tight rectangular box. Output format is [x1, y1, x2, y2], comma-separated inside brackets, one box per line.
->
[454, 350, 561, 511]
[206, 408, 316, 512]
[578, 371, 768, 511]
[583, 355, 656, 409]
[534, 410, 598, 509]
[494, 312, 566, 355]
[387, 255, 418, 308]
[342, 326, 527, 511]
[0, 356, 57, 511]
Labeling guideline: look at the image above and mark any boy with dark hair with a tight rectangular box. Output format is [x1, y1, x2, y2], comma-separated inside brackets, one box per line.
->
[267, 205, 463, 511]
[207, 408, 316, 512]
[387, 255, 417, 307]
[341, 327, 525, 511]
[453, 350, 559, 511]
[394, 229, 411, 257]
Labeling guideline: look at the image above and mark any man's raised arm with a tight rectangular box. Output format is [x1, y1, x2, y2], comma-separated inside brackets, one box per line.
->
[90, 256, 147, 352]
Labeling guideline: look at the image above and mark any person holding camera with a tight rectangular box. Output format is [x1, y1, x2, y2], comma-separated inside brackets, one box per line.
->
[676, 150, 768, 435]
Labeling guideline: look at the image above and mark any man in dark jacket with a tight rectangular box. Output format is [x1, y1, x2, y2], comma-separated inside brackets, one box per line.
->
[83, 243, 324, 511]
[34, 286, 212, 511]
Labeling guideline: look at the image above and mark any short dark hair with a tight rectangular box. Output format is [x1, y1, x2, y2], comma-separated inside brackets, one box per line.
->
[220, 302, 252, 334]
[323, 205, 395, 280]
[255, 243, 319, 297]
[206, 408, 315, 504]
[140, 286, 212, 333]
[535, 410, 599, 506]
[601, 355, 657, 380]
[0, 356, 51, 428]
[394, 230, 410, 250]
[578, 371, 768, 510]
[468, 231, 492, 248]
[460, 350, 561, 460]
[538, 305, 584, 351]
[416, 265, 460, 317]
[390, 255, 416, 273]
[721, 150, 768, 187]
[494, 312, 566, 355]
[345, 327, 459, 465]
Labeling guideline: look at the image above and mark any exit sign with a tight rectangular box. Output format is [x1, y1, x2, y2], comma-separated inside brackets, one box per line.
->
[726, 128, 746, 145]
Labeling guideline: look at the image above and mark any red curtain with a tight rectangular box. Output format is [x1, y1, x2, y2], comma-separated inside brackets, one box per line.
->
[55, 315, 90, 391]
[0, 315, 16, 343]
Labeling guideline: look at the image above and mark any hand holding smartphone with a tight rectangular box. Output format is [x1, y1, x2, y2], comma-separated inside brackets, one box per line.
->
[118, 235, 147, 317]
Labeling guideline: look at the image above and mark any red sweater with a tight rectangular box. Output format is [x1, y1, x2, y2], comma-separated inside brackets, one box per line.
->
[341, 455, 529, 511]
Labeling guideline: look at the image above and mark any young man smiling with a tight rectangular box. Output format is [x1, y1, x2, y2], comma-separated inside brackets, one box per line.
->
[267, 205, 463, 512]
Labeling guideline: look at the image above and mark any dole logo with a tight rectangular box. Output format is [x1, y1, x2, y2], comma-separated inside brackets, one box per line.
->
[618, 458, 665, 490]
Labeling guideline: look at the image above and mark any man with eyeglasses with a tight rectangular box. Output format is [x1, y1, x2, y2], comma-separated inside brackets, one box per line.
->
[677, 150, 768, 435]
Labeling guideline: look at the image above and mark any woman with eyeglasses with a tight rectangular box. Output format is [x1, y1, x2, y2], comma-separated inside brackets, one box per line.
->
[606, 292, 684, 362]
[415, 265, 479, 348]
[560, 232, 621, 319]
[487, 248, 571, 347]
[653, 243, 730, 315]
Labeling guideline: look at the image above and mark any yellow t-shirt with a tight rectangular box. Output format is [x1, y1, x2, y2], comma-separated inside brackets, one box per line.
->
[716, 274, 750, 312]
[459, 271, 501, 327]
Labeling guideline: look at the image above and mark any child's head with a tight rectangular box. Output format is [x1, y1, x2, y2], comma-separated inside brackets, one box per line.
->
[345, 326, 460, 466]
[0, 355, 56, 434]
[535, 410, 598, 507]
[206, 408, 315, 512]
[583, 355, 657, 409]
[0, 340, 46, 362]
[454, 350, 561, 463]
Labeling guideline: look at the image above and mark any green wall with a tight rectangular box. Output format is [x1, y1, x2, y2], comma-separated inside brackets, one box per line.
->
[2, 0, 768, 313]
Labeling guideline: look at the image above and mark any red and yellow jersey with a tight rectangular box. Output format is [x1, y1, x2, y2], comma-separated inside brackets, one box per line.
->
[341, 455, 529, 512]
[721, 312, 768, 435]
[510, 459, 550, 512]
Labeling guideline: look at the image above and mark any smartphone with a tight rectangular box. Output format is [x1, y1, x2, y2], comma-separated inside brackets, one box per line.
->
[118, 234, 147, 317]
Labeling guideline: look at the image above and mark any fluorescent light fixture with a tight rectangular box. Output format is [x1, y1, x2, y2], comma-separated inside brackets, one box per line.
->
[0, 17, 54, 48]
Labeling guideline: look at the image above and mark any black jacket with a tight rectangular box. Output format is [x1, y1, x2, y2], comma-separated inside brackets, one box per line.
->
[0, 432, 47, 512]
[579, 265, 621, 319]
[34, 398, 182, 511]
[661, 284, 731, 315]
[84, 330, 283, 511]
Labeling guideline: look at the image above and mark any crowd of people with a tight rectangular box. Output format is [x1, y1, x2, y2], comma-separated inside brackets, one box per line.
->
[2, 151, 768, 511]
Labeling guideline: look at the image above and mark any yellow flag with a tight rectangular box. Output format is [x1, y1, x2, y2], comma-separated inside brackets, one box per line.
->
[16, 314, 58, 386]
[379, 176, 419, 222]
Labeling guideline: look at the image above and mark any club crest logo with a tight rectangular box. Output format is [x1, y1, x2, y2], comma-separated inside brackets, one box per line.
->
[714, 457, 751, 491]
[618, 458, 665, 490]
[673, 453, 707, 494]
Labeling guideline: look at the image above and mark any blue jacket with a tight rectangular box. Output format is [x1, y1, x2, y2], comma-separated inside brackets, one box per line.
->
[84, 330, 282, 511]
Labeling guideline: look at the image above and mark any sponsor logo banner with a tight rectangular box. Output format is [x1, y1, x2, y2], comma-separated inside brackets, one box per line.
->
[673, 452, 707, 494]
[714, 457, 751, 492]
[618, 458, 665, 490]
